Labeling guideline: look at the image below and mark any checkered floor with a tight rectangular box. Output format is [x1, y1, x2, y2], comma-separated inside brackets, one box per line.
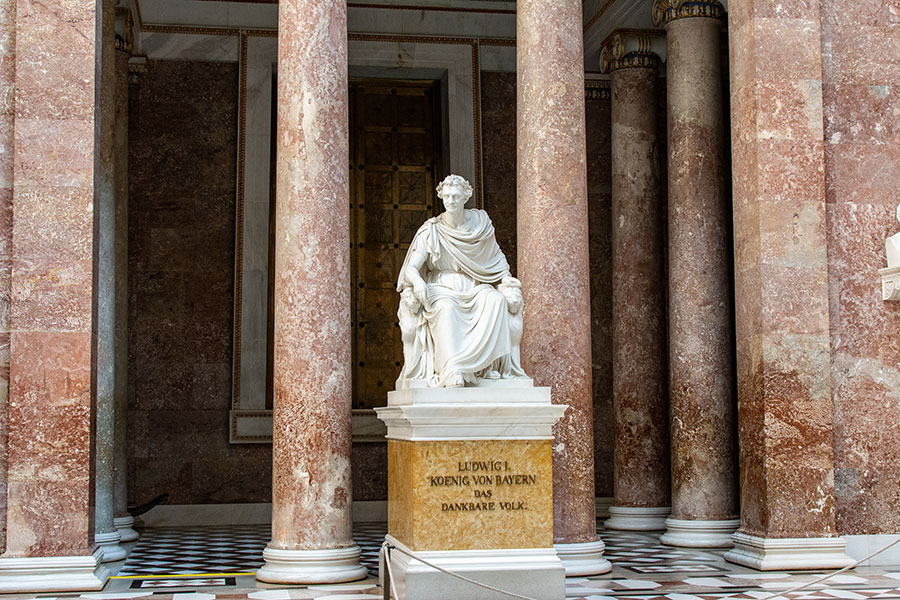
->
[118, 523, 384, 577]
[106, 524, 900, 600]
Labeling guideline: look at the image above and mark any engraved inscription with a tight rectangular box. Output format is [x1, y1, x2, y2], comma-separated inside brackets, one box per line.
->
[428, 459, 538, 512]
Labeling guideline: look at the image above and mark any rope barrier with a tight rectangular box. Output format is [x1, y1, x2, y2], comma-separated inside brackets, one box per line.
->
[380, 535, 900, 600]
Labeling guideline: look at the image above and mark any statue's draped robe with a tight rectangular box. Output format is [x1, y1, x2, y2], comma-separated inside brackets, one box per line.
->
[398, 209, 517, 387]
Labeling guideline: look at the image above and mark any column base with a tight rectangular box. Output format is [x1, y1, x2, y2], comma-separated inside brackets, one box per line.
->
[114, 515, 140, 542]
[724, 532, 855, 570]
[95, 530, 128, 562]
[381, 535, 564, 600]
[256, 545, 368, 584]
[0, 549, 110, 593]
[660, 518, 740, 548]
[605, 506, 670, 531]
[554, 540, 611, 576]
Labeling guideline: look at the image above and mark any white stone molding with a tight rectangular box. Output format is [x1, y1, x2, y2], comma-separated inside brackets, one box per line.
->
[660, 517, 740, 548]
[95, 530, 128, 563]
[605, 506, 671, 531]
[256, 546, 368, 585]
[724, 532, 854, 570]
[381, 534, 564, 600]
[554, 540, 612, 577]
[114, 515, 140, 542]
[879, 266, 900, 301]
[844, 534, 900, 566]
[375, 386, 565, 441]
[0, 549, 109, 593]
[595, 496, 614, 519]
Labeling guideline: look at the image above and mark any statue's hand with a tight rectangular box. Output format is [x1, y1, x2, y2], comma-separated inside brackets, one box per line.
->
[413, 282, 431, 311]
[501, 275, 521, 288]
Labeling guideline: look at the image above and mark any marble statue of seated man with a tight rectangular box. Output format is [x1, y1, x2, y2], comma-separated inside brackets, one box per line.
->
[396, 174, 529, 389]
[886, 203, 900, 268]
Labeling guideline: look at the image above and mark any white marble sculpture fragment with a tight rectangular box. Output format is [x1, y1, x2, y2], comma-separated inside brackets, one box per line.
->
[886, 203, 900, 268]
[396, 174, 530, 388]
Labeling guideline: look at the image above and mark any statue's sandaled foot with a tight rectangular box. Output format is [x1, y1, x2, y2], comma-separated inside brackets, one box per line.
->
[446, 372, 465, 387]
[485, 369, 501, 380]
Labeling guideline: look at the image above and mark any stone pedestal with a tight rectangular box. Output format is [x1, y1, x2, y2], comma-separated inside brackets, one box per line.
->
[879, 266, 900, 301]
[376, 385, 566, 600]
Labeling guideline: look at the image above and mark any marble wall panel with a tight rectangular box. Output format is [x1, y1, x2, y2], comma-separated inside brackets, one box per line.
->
[5, 0, 96, 558]
[728, 0, 838, 538]
[821, 0, 900, 535]
[127, 59, 272, 506]
[0, 0, 14, 555]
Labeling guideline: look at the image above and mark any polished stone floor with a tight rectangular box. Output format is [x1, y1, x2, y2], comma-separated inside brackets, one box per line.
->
[10, 524, 900, 600]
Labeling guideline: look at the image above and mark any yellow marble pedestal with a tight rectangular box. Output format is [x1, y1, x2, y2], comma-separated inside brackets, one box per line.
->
[375, 384, 567, 600]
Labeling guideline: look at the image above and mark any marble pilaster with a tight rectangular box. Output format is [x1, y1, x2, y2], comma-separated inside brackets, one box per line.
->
[653, 1, 739, 548]
[602, 38, 671, 531]
[112, 30, 136, 544]
[517, 0, 610, 576]
[0, 0, 14, 557]
[93, 0, 126, 564]
[0, 0, 107, 590]
[256, 0, 366, 585]
[723, 0, 852, 570]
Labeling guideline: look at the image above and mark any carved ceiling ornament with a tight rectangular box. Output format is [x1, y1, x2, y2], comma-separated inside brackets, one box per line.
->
[651, 0, 725, 27]
[599, 31, 663, 74]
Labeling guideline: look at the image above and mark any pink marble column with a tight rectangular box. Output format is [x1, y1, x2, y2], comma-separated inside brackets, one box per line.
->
[0, 0, 107, 591]
[652, 1, 740, 548]
[0, 0, 14, 558]
[256, 0, 366, 585]
[518, 0, 610, 576]
[112, 24, 137, 544]
[722, 0, 852, 570]
[601, 37, 671, 532]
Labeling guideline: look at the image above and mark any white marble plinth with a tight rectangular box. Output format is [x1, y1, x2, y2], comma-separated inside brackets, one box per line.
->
[554, 540, 611, 576]
[256, 546, 368, 584]
[661, 518, 740, 548]
[381, 535, 565, 600]
[114, 515, 140, 542]
[95, 530, 127, 562]
[605, 506, 670, 531]
[376, 385, 564, 441]
[724, 532, 855, 570]
[879, 266, 900, 301]
[0, 549, 109, 593]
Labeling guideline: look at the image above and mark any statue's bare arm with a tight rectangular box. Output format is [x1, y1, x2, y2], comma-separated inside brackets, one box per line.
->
[404, 250, 432, 310]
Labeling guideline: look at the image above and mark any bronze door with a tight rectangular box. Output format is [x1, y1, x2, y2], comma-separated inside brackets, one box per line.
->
[349, 80, 442, 410]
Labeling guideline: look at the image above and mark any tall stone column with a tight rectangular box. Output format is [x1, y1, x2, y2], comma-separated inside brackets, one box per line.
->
[723, 0, 852, 570]
[0, 0, 108, 591]
[93, 0, 126, 564]
[651, 0, 740, 548]
[113, 15, 137, 544]
[518, 0, 610, 577]
[256, 0, 366, 584]
[601, 33, 671, 532]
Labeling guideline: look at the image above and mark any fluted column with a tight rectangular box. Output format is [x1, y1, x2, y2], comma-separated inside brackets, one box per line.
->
[113, 14, 137, 544]
[94, 0, 126, 563]
[651, 0, 740, 548]
[601, 33, 671, 532]
[518, 0, 610, 577]
[256, 0, 366, 584]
